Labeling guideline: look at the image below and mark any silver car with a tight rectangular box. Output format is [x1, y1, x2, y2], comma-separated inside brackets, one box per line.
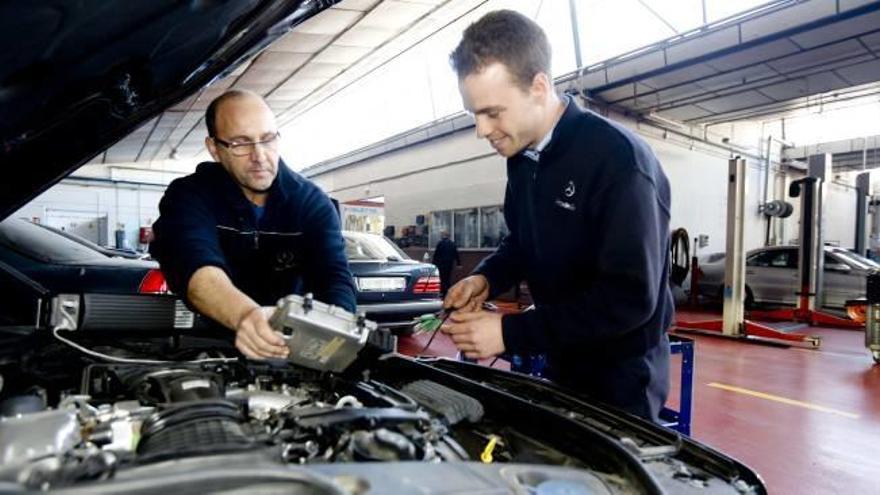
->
[696, 245, 879, 309]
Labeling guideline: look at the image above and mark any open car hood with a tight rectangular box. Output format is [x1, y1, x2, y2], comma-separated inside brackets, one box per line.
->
[0, 0, 333, 221]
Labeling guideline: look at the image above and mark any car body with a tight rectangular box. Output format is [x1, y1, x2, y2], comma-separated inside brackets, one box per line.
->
[697, 245, 878, 308]
[0, 2, 765, 493]
[34, 222, 150, 260]
[0, 217, 191, 332]
[344, 231, 442, 330]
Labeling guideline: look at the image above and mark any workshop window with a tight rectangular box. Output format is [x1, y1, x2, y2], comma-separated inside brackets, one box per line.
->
[454, 208, 478, 249]
[480, 206, 508, 248]
[429, 206, 507, 250]
[429, 211, 452, 248]
[747, 250, 793, 268]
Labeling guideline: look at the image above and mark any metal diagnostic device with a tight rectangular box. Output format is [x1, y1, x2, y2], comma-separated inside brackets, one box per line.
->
[269, 293, 377, 373]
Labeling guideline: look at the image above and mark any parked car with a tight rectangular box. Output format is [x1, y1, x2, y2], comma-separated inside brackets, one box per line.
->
[697, 245, 878, 308]
[0, 2, 765, 493]
[33, 223, 151, 260]
[0, 217, 191, 331]
[344, 231, 442, 331]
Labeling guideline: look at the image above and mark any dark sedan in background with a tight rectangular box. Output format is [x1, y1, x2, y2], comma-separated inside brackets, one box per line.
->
[344, 231, 442, 331]
[0, 217, 190, 331]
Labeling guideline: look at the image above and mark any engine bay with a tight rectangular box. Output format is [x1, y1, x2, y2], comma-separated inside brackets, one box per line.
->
[0, 350, 594, 492]
[0, 325, 765, 494]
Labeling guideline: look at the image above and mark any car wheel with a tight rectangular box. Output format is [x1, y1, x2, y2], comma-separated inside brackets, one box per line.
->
[715, 285, 755, 309]
[873, 350, 880, 364]
[745, 286, 755, 310]
[714, 286, 724, 306]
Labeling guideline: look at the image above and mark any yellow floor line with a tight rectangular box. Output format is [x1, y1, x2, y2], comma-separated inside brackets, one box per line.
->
[706, 382, 860, 419]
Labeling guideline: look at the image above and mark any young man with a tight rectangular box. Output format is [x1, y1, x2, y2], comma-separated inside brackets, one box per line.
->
[442, 10, 673, 421]
[150, 90, 356, 360]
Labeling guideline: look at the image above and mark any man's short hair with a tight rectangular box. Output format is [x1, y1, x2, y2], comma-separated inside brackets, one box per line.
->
[449, 10, 551, 90]
[204, 89, 260, 138]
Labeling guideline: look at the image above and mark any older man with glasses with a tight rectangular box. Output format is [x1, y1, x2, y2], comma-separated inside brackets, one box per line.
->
[150, 89, 356, 359]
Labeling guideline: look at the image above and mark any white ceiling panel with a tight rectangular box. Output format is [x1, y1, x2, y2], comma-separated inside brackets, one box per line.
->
[359, 1, 433, 29]
[758, 72, 850, 101]
[707, 39, 801, 71]
[231, 82, 277, 95]
[335, 26, 395, 48]
[767, 39, 868, 73]
[267, 88, 312, 101]
[834, 59, 880, 85]
[271, 32, 335, 54]
[639, 64, 720, 91]
[656, 104, 715, 122]
[253, 51, 311, 70]
[336, 0, 382, 11]
[312, 45, 372, 65]
[278, 77, 330, 92]
[860, 31, 880, 51]
[295, 63, 346, 80]
[698, 90, 776, 113]
[236, 69, 291, 86]
[790, 10, 880, 49]
[295, 8, 363, 35]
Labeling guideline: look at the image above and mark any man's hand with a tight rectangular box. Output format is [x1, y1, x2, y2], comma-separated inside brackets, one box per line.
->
[443, 274, 489, 312]
[442, 310, 505, 359]
[234, 306, 289, 359]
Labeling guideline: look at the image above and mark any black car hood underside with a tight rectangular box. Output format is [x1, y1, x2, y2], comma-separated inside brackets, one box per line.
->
[0, 0, 336, 220]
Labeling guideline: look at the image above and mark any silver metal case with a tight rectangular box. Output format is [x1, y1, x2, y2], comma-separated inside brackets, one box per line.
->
[270, 294, 376, 373]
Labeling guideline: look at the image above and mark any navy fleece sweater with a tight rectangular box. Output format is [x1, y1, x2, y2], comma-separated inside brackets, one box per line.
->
[150, 160, 356, 314]
[474, 97, 673, 420]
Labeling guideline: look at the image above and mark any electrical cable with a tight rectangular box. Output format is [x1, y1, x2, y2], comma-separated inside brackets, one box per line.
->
[52, 328, 238, 365]
[419, 312, 452, 355]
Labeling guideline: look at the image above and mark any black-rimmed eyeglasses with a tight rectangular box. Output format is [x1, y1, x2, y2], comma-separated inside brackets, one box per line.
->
[213, 131, 280, 157]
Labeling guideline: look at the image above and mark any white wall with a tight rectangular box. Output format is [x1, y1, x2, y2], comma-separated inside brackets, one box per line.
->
[311, 130, 508, 234]
[823, 180, 858, 249]
[13, 178, 175, 251]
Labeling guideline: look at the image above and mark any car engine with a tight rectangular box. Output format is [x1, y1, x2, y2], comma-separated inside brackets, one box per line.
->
[0, 358, 490, 490]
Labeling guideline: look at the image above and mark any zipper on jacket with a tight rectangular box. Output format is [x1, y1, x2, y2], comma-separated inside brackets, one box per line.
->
[253, 230, 260, 249]
[526, 160, 542, 263]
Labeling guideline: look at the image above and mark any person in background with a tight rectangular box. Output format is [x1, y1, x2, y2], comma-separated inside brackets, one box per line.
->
[432, 230, 461, 296]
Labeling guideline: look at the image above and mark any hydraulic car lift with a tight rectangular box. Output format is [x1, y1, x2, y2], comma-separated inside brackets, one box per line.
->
[675, 157, 821, 348]
[746, 154, 862, 330]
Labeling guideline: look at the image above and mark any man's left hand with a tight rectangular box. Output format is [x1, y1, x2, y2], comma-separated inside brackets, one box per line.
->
[442, 310, 505, 359]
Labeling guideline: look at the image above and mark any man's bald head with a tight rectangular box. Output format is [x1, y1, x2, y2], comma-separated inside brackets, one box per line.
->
[205, 89, 270, 138]
[203, 89, 281, 204]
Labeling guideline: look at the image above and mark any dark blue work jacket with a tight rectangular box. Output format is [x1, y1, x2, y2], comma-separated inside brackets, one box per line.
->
[150, 160, 356, 314]
[475, 97, 673, 421]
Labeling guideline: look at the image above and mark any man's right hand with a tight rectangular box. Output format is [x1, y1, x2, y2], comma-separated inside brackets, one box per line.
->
[443, 274, 489, 312]
[234, 306, 290, 359]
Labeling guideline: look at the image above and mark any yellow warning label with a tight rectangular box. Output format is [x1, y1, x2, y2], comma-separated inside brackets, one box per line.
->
[318, 337, 346, 363]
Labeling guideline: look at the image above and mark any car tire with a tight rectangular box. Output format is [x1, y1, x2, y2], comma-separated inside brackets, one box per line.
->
[715, 285, 755, 309]
[745, 286, 755, 310]
[873, 350, 880, 364]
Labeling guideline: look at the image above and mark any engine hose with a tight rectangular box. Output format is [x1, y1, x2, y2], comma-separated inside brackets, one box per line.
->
[670, 228, 690, 287]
